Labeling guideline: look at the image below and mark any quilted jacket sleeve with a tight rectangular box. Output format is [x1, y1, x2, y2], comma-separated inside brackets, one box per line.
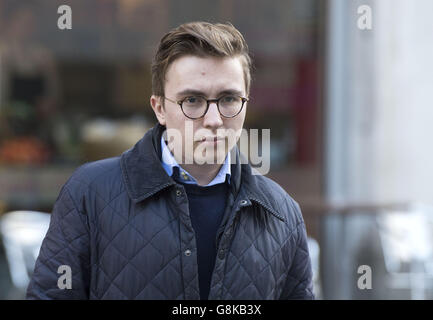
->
[26, 183, 91, 299]
[280, 202, 315, 300]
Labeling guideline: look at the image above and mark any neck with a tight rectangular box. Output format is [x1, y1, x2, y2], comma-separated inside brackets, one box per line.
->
[181, 163, 223, 186]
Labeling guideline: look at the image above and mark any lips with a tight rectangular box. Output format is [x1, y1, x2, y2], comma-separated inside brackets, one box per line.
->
[198, 136, 225, 142]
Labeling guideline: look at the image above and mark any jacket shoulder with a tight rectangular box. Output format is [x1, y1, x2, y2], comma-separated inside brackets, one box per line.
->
[61, 156, 125, 211]
[251, 174, 304, 228]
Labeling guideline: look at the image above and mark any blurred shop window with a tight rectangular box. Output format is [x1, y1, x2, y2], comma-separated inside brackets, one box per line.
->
[112, 61, 152, 116]
[0, 211, 50, 299]
[377, 203, 433, 299]
[0, 4, 60, 165]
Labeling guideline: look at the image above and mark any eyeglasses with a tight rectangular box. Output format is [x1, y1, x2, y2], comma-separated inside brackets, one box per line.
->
[164, 95, 248, 119]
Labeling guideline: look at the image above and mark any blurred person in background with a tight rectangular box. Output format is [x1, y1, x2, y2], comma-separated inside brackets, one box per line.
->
[26, 21, 313, 300]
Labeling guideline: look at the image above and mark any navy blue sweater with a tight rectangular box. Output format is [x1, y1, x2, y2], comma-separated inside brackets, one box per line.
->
[180, 181, 229, 300]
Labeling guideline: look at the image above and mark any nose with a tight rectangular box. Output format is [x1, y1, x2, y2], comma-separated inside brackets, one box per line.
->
[202, 101, 223, 128]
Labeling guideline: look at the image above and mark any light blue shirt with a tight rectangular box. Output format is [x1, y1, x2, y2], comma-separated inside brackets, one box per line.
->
[160, 136, 231, 186]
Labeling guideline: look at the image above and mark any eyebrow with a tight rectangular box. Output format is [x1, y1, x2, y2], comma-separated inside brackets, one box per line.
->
[176, 88, 244, 98]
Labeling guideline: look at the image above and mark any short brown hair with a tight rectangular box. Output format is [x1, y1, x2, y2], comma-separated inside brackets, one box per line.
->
[151, 21, 252, 97]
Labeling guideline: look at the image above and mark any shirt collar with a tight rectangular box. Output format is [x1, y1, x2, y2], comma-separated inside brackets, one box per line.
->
[160, 136, 231, 186]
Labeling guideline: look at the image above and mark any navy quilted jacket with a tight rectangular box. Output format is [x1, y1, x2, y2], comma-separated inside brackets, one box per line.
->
[27, 123, 314, 300]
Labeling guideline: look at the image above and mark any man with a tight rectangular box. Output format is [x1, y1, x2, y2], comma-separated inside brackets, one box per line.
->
[27, 21, 314, 300]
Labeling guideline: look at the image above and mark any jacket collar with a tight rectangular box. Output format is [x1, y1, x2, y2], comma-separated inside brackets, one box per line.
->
[120, 123, 284, 221]
[120, 123, 176, 203]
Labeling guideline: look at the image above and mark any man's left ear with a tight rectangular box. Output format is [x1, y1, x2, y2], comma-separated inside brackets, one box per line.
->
[150, 95, 166, 126]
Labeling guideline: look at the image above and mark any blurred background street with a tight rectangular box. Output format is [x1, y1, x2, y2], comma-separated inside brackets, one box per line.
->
[1, 0, 433, 299]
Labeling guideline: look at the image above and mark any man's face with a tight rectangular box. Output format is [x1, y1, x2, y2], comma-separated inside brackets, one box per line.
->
[151, 55, 247, 165]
